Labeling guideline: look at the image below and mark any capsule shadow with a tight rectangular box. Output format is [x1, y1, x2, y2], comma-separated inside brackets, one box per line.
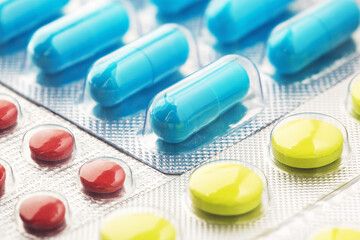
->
[92, 71, 186, 120]
[270, 39, 357, 85]
[153, 103, 248, 155]
[35, 42, 124, 87]
[0, 32, 31, 56]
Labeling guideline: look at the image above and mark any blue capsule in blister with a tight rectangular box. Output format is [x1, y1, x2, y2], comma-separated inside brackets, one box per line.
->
[150, 0, 207, 14]
[0, 0, 69, 44]
[27, 1, 130, 74]
[87, 24, 190, 107]
[205, 0, 293, 43]
[148, 55, 254, 144]
[267, 0, 360, 75]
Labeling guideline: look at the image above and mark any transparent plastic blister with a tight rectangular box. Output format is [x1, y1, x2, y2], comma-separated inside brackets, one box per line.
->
[141, 55, 264, 155]
[185, 160, 270, 225]
[77, 156, 134, 200]
[0, 93, 23, 135]
[15, 191, 71, 238]
[268, 113, 352, 176]
[22, 124, 76, 169]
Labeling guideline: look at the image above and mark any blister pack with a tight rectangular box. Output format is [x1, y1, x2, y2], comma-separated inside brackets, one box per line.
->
[1, 0, 359, 174]
[1, 0, 360, 239]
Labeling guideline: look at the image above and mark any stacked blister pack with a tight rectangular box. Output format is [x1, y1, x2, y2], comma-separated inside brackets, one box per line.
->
[0, 0, 360, 239]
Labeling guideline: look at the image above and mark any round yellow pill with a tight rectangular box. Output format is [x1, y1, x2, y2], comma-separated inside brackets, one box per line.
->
[351, 80, 360, 116]
[100, 213, 176, 240]
[271, 119, 343, 169]
[189, 162, 263, 216]
[312, 228, 360, 240]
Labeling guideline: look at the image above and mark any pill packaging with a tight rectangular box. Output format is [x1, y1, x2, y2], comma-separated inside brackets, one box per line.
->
[3, 0, 360, 175]
[0, 85, 176, 239]
[1, 0, 360, 239]
[64, 75, 360, 240]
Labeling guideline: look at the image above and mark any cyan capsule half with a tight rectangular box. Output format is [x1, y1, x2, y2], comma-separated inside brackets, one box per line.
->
[0, 0, 69, 44]
[149, 55, 252, 144]
[88, 24, 190, 107]
[267, 0, 360, 74]
[205, 0, 293, 43]
[28, 1, 129, 74]
[151, 0, 206, 14]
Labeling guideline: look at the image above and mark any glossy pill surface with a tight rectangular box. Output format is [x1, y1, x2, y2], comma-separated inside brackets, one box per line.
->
[272, 119, 343, 169]
[351, 79, 360, 116]
[0, 99, 18, 130]
[88, 24, 189, 107]
[29, 129, 74, 162]
[19, 195, 66, 231]
[206, 0, 293, 43]
[28, 1, 129, 74]
[189, 162, 263, 216]
[312, 228, 360, 240]
[0, 163, 6, 188]
[0, 0, 69, 44]
[149, 55, 250, 143]
[267, 0, 360, 74]
[79, 159, 126, 194]
[151, 0, 206, 14]
[101, 213, 176, 240]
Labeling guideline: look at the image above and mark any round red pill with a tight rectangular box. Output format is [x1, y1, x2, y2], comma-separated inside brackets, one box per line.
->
[0, 163, 6, 188]
[19, 195, 66, 231]
[79, 159, 126, 194]
[0, 99, 18, 130]
[29, 129, 74, 162]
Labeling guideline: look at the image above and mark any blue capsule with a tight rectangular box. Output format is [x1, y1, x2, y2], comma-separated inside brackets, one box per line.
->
[267, 0, 360, 75]
[205, 0, 293, 43]
[151, 0, 206, 14]
[28, 1, 129, 74]
[149, 55, 251, 144]
[87, 24, 190, 107]
[0, 0, 69, 44]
